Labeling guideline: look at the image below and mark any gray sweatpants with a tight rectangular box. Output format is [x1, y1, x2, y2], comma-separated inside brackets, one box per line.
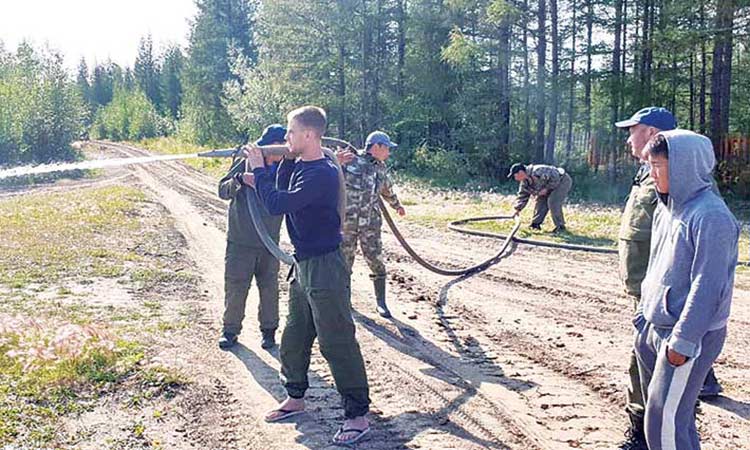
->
[634, 321, 726, 450]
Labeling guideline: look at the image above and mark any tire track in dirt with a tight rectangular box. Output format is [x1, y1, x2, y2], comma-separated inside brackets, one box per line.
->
[98, 142, 546, 449]
[94, 141, 750, 449]
[377, 216, 750, 449]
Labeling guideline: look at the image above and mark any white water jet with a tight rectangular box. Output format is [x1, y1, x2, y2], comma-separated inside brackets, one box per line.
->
[0, 154, 198, 180]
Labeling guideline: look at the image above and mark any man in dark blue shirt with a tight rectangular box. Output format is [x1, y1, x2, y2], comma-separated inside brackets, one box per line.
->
[246, 106, 371, 446]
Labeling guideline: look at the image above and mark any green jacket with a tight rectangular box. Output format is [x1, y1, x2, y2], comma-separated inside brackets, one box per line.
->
[218, 159, 283, 248]
[618, 165, 657, 297]
[619, 166, 658, 242]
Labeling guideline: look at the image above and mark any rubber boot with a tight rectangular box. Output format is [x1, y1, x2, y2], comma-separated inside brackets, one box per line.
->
[372, 276, 391, 318]
[261, 328, 276, 349]
[617, 412, 648, 450]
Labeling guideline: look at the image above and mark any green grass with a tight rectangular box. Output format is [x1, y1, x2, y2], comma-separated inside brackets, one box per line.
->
[0, 185, 146, 288]
[0, 177, 196, 447]
[133, 136, 230, 179]
[0, 316, 145, 446]
[395, 179, 749, 253]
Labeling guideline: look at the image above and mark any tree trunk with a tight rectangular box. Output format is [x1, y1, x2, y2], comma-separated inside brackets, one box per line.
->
[361, 0, 372, 137]
[710, 0, 735, 148]
[498, 14, 512, 165]
[396, 0, 406, 99]
[545, 0, 559, 164]
[610, 0, 623, 177]
[372, 0, 384, 128]
[535, 0, 547, 163]
[584, 0, 593, 146]
[565, 0, 577, 160]
[689, 50, 695, 130]
[640, 0, 652, 103]
[523, 0, 532, 155]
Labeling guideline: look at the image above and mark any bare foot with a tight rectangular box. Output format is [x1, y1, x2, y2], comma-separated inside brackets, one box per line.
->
[333, 415, 369, 445]
[264, 397, 305, 422]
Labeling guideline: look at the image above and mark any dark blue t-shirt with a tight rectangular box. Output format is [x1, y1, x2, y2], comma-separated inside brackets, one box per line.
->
[253, 156, 342, 260]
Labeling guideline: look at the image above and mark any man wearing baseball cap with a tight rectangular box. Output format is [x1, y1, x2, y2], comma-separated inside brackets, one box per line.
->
[613, 107, 721, 449]
[217, 124, 286, 351]
[341, 131, 405, 318]
[508, 162, 572, 233]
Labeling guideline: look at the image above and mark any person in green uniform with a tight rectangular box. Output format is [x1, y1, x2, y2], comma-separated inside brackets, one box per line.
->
[217, 125, 285, 350]
[509, 163, 573, 233]
[614, 107, 722, 450]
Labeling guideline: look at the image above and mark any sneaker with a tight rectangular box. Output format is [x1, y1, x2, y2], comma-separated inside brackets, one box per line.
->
[261, 329, 276, 349]
[529, 223, 542, 231]
[218, 333, 238, 350]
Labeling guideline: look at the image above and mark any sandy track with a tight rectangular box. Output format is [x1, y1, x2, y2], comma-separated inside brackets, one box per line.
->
[93, 141, 749, 449]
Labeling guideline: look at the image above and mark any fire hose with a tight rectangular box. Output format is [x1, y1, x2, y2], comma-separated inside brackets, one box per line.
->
[379, 198, 521, 276]
[200, 138, 522, 275]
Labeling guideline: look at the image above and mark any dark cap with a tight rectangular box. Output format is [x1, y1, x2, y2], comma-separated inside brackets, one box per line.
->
[507, 163, 526, 179]
[614, 107, 677, 131]
[365, 131, 398, 148]
[255, 124, 287, 146]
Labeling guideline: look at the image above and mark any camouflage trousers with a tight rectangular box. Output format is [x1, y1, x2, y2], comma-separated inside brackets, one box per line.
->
[341, 216, 386, 280]
[532, 172, 573, 228]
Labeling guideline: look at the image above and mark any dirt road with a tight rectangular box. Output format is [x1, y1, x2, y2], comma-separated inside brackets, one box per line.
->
[87, 141, 750, 449]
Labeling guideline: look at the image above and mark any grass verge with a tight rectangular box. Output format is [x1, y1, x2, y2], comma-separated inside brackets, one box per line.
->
[395, 179, 750, 253]
[0, 184, 194, 447]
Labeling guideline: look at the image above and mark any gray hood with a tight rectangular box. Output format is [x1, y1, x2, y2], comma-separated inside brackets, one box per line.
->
[661, 129, 715, 207]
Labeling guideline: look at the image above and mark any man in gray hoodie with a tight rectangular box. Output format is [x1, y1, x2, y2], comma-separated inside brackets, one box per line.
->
[635, 130, 739, 450]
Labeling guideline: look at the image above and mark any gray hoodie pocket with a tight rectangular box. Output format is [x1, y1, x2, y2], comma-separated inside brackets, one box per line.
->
[642, 283, 676, 324]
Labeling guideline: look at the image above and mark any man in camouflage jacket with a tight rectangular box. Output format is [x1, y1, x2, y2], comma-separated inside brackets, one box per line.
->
[509, 163, 573, 232]
[341, 131, 405, 318]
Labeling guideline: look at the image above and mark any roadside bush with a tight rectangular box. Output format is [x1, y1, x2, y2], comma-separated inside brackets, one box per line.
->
[91, 87, 164, 141]
[411, 144, 470, 183]
[0, 43, 85, 166]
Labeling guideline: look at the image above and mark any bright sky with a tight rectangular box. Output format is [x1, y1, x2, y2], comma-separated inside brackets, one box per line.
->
[0, 0, 197, 70]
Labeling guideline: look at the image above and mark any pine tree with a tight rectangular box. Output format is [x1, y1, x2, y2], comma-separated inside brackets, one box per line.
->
[181, 0, 257, 145]
[161, 45, 185, 120]
[134, 34, 163, 111]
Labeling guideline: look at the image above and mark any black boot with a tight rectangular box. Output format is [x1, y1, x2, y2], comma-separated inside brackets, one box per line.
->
[529, 223, 542, 230]
[261, 328, 276, 349]
[218, 332, 238, 350]
[372, 276, 391, 318]
[618, 413, 648, 450]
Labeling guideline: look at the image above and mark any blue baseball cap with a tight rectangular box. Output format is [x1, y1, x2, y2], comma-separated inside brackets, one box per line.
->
[365, 131, 398, 149]
[615, 107, 677, 131]
[255, 124, 287, 146]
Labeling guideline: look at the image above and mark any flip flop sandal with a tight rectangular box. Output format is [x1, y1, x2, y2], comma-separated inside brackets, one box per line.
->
[332, 426, 371, 446]
[264, 408, 305, 423]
